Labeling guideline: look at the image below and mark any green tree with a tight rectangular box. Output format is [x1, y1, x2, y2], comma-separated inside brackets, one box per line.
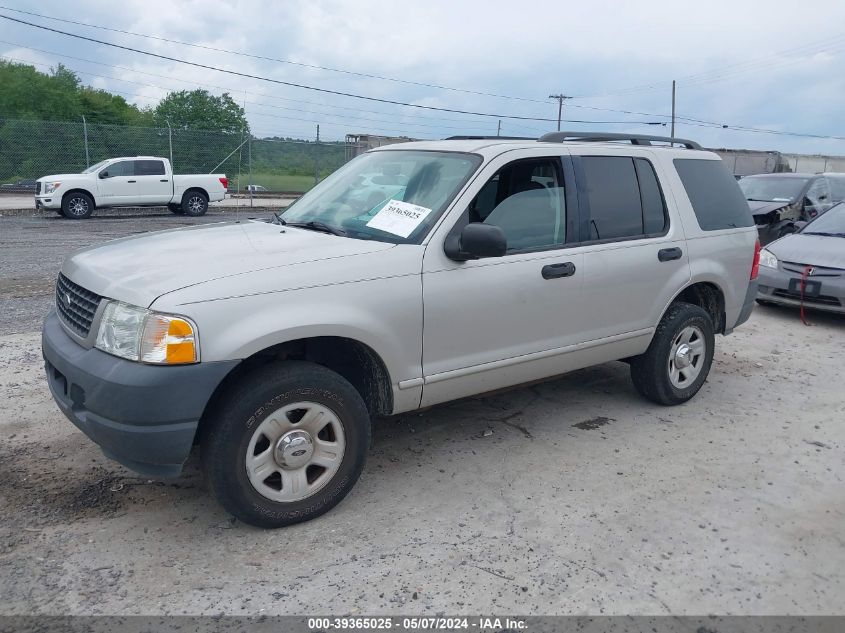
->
[153, 90, 248, 134]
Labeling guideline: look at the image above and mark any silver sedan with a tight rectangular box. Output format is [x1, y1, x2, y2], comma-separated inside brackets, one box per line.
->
[756, 202, 845, 314]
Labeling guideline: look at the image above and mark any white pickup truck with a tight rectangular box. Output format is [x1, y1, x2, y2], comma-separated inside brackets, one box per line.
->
[35, 156, 228, 219]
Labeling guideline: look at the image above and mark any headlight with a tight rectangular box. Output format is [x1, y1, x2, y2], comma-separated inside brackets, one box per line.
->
[95, 301, 198, 364]
[759, 248, 778, 269]
[43, 182, 62, 194]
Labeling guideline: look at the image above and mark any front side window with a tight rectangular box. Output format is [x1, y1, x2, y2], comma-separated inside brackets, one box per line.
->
[135, 160, 166, 176]
[281, 150, 480, 243]
[469, 158, 566, 252]
[102, 161, 134, 178]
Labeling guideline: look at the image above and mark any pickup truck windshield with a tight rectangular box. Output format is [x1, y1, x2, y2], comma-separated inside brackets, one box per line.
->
[82, 159, 111, 174]
[739, 176, 809, 203]
[281, 150, 481, 243]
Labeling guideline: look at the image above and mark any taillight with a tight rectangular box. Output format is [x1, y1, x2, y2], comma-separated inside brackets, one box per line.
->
[750, 238, 761, 280]
[219, 177, 228, 189]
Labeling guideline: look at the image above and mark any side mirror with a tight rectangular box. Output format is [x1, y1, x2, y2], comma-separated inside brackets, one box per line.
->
[444, 222, 507, 261]
[99, 171, 109, 179]
[793, 221, 808, 232]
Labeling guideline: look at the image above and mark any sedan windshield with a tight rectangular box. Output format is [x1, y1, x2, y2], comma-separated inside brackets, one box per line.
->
[82, 159, 111, 174]
[803, 202, 845, 237]
[281, 150, 481, 243]
[738, 176, 809, 202]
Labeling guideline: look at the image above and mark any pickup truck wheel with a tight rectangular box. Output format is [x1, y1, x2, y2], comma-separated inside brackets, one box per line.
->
[182, 190, 208, 216]
[61, 192, 94, 219]
[629, 302, 714, 406]
[201, 361, 371, 528]
[168, 203, 184, 214]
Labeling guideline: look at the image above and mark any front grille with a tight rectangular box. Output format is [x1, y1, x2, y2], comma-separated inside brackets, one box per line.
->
[772, 289, 841, 307]
[782, 261, 844, 277]
[35, 181, 41, 195]
[56, 273, 102, 337]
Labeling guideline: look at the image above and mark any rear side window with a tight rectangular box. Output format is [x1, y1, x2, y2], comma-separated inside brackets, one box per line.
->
[674, 159, 754, 230]
[135, 160, 166, 176]
[578, 156, 667, 241]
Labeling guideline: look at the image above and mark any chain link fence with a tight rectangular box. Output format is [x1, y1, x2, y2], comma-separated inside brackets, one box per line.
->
[0, 118, 352, 195]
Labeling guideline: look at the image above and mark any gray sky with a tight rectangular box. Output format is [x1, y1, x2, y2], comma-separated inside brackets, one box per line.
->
[1, 0, 844, 154]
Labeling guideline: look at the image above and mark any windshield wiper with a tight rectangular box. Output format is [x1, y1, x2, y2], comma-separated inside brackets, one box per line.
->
[803, 231, 845, 237]
[286, 220, 347, 236]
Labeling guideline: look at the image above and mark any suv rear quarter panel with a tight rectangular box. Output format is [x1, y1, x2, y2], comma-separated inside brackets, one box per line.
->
[657, 152, 757, 327]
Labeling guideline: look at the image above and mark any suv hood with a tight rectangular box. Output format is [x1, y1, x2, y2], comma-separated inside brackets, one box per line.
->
[767, 233, 845, 269]
[62, 220, 394, 307]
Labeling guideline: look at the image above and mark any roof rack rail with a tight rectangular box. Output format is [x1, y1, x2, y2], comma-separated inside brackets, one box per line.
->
[538, 131, 702, 150]
[444, 135, 536, 141]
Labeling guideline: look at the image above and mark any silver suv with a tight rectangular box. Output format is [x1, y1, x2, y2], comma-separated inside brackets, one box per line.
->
[42, 132, 760, 528]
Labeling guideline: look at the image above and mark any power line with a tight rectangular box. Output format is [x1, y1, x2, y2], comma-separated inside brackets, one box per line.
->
[0, 4, 550, 105]
[0, 13, 572, 123]
[0, 52, 668, 138]
[1, 14, 842, 143]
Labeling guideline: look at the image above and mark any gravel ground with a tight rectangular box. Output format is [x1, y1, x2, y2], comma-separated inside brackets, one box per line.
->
[0, 215, 843, 616]
[0, 212, 276, 336]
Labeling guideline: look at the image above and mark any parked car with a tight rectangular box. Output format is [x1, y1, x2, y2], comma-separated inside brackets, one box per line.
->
[42, 132, 759, 528]
[0, 179, 37, 193]
[246, 184, 268, 193]
[34, 157, 228, 219]
[739, 173, 845, 243]
[756, 201, 845, 314]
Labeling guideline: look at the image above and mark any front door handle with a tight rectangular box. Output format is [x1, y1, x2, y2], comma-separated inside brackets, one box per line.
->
[160, 179, 169, 182]
[542, 262, 576, 279]
[658, 247, 683, 262]
[127, 180, 137, 183]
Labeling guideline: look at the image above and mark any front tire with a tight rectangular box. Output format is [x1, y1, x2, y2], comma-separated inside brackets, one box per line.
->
[182, 190, 208, 216]
[61, 192, 94, 219]
[630, 302, 715, 405]
[201, 361, 371, 528]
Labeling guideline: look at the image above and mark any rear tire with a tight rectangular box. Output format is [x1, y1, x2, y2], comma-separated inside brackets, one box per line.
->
[61, 192, 94, 219]
[168, 203, 184, 215]
[630, 302, 715, 405]
[201, 361, 371, 528]
[182, 190, 208, 216]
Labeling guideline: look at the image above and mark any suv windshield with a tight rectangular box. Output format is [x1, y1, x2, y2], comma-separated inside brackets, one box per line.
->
[803, 202, 845, 236]
[281, 150, 481, 243]
[738, 175, 809, 202]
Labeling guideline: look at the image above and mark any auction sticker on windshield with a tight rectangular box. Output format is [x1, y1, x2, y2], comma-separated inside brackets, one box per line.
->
[366, 200, 432, 238]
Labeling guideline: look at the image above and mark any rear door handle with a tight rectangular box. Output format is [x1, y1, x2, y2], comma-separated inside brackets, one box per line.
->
[160, 179, 169, 182]
[658, 247, 683, 262]
[541, 262, 576, 279]
[127, 180, 136, 183]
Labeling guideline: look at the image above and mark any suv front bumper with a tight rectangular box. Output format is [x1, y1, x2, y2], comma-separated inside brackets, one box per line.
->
[42, 310, 238, 477]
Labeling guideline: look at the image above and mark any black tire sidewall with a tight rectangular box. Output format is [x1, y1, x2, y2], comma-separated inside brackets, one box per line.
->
[654, 306, 714, 403]
[61, 192, 94, 219]
[182, 191, 208, 216]
[202, 362, 371, 528]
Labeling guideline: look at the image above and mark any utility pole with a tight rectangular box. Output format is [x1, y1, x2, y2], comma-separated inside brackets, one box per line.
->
[81, 115, 90, 168]
[497, 120, 501, 137]
[670, 80, 676, 146]
[315, 124, 320, 186]
[548, 94, 572, 131]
